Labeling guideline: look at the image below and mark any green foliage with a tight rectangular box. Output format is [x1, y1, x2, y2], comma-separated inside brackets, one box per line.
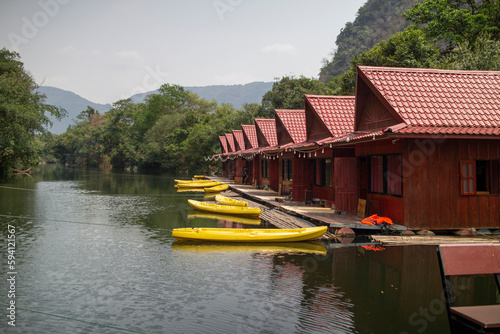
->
[34, 0, 500, 176]
[403, 0, 500, 51]
[47, 82, 260, 174]
[261, 76, 333, 112]
[443, 33, 500, 70]
[330, 28, 440, 95]
[0, 48, 66, 175]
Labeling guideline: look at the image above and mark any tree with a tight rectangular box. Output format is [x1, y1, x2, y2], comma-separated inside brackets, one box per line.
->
[329, 28, 440, 95]
[0, 48, 65, 175]
[443, 33, 500, 70]
[261, 76, 333, 112]
[403, 0, 500, 52]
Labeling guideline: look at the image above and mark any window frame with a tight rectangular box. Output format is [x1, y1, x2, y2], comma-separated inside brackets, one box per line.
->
[461, 160, 500, 196]
[314, 158, 332, 187]
[282, 158, 292, 181]
[367, 154, 403, 197]
[261, 159, 270, 178]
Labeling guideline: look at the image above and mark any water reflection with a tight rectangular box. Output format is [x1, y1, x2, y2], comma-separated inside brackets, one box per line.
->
[172, 241, 327, 255]
[0, 166, 463, 333]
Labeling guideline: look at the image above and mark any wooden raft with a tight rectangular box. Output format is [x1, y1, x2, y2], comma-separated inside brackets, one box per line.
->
[371, 235, 500, 246]
[222, 191, 335, 239]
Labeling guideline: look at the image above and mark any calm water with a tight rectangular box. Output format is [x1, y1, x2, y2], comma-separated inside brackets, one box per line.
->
[0, 166, 495, 333]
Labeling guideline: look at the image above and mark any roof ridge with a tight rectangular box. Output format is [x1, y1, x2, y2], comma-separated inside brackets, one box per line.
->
[305, 94, 356, 99]
[358, 65, 500, 76]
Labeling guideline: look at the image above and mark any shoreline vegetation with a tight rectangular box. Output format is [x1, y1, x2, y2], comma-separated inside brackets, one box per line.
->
[2, 0, 499, 177]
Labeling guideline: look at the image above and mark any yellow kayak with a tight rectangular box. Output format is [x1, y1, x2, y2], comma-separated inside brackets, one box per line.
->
[176, 181, 221, 188]
[172, 241, 327, 255]
[193, 175, 205, 179]
[188, 199, 261, 216]
[176, 188, 205, 193]
[187, 212, 261, 225]
[215, 194, 248, 207]
[171, 226, 328, 242]
[175, 179, 216, 185]
[204, 184, 229, 192]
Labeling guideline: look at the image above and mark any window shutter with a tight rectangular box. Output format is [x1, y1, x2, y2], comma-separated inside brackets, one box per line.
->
[460, 160, 476, 195]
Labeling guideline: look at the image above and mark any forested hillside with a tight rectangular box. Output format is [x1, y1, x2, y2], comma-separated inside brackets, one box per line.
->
[319, 0, 422, 82]
[2, 0, 500, 176]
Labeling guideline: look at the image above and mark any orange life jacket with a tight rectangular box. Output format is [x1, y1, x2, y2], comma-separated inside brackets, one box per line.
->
[361, 214, 393, 226]
[362, 245, 385, 251]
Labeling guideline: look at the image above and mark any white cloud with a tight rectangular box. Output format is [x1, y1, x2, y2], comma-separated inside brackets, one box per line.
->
[260, 43, 297, 56]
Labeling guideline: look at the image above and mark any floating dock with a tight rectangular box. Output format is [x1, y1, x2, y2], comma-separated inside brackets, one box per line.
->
[371, 235, 500, 246]
[208, 177, 405, 235]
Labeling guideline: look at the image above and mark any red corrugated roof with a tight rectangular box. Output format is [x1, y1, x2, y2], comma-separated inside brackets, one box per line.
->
[241, 124, 258, 149]
[305, 95, 356, 138]
[255, 119, 278, 147]
[219, 135, 228, 154]
[232, 130, 245, 152]
[225, 133, 235, 152]
[275, 109, 307, 145]
[358, 66, 500, 136]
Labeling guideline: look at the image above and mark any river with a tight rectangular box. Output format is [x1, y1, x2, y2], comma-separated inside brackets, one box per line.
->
[1, 165, 493, 333]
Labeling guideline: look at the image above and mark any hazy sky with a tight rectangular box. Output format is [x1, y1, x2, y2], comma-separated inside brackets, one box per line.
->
[1, 0, 366, 104]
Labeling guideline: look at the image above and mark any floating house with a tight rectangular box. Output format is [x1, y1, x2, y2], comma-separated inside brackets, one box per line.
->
[212, 66, 500, 231]
[274, 109, 307, 195]
[254, 118, 278, 190]
[224, 133, 236, 179]
[218, 135, 229, 178]
[331, 66, 500, 229]
[241, 124, 259, 185]
[292, 95, 356, 210]
[231, 130, 246, 184]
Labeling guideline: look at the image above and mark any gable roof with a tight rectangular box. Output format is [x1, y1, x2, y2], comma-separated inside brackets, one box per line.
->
[254, 119, 278, 148]
[232, 130, 245, 152]
[304, 95, 356, 141]
[275, 109, 307, 146]
[219, 135, 228, 154]
[356, 66, 500, 136]
[241, 124, 258, 149]
[225, 133, 236, 152]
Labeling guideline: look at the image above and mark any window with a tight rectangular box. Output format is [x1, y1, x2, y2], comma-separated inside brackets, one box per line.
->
[368, 155, 402, 196]
[314, 158, 332, 187]
[282, 159, 292, 181]
[461, 160, 500, 195]
[261, 159, 269, 178]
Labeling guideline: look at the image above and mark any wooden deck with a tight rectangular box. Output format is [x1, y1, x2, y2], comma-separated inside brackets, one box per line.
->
[209, 177, 406, 234]
[371, 235, 500, 246]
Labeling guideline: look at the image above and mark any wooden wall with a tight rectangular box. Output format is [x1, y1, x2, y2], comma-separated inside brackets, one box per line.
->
[270, 159, 279, 191]
[403, 138, 500, 229]
[357, 138, 500, 229]
[233, 158, 246, 184]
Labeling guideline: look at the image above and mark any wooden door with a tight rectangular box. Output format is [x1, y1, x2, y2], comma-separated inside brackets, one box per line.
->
[292, 158, 308, 201]
[334, 158, 358, 213]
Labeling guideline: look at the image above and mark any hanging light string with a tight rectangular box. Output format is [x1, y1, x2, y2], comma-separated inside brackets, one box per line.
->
[205, 142, 341, 161]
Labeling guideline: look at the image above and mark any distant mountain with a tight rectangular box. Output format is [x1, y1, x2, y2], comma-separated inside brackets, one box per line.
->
[37, 86, 111, 134]
[38, 82, 273, 134]
[129, 82, 273, 106]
